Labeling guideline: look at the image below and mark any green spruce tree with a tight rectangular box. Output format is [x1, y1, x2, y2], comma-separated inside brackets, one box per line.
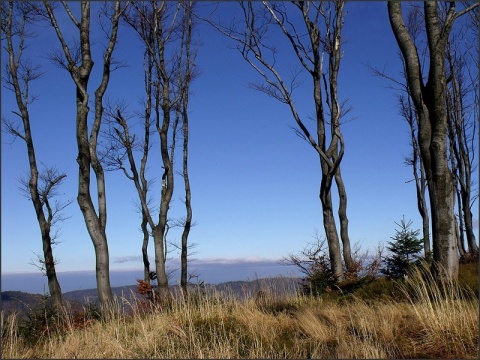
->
[382, 216, 423, 279]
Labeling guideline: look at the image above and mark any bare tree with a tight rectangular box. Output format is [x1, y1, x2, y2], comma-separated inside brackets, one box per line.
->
[400, 94, 431, 258]
[43, 1, 126, 308]
[387, 1, 478, 280]
[282, 234, 334, 294]
[372, 3, 477, 261]
[109, 1, 197, 296]
[1, 1, 70, 311]
[177, 1, 196, 295]
[369, 5, 432, 260]
[203, 1, 354, 282]
[282, 230, 383, 295]
[105, 36, 155, 286]
[445, 27, 478, 255]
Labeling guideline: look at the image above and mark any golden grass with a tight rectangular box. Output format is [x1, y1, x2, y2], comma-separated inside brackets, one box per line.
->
[1, 270, 478, 359]
[398, 264, 479, 358]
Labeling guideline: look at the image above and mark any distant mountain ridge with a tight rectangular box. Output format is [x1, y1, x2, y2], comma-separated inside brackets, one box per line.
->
[1, 277, 303, 318]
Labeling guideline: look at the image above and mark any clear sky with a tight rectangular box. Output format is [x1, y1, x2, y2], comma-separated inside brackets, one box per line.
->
[2, 2, 478, 291]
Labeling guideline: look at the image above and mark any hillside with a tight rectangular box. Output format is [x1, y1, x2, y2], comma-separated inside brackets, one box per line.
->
[1, 291, 46, 318]
[2, 267, 477, 359]
[1, 276, 303, 318]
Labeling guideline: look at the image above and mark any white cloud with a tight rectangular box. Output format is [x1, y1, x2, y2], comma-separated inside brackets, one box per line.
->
[110, 256, 282, 267]
[113, 255, 143, 264]
[188, 256, 282, 265]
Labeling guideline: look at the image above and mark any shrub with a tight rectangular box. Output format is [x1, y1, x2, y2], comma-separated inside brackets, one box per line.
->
[82, 302, 102, 322]
[381, 217, 423, 279]
[352, 277, 408, 302]
[18, 295, 61, 346]
[301, 254, 336, 296]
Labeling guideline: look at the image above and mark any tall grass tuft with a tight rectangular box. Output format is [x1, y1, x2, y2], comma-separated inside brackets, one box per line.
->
[399, 263, 479, 358]
[1, 311, 34, 359]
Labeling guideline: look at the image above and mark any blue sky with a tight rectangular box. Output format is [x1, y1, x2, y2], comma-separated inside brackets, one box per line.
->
[2, 2, 478, 292]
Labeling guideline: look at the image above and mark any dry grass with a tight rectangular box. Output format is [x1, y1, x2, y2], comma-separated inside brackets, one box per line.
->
[1, 270, 478, 359]
[398, 264, 479, 358]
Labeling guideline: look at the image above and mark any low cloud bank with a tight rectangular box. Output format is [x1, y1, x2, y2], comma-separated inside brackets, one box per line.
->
[113, 255, 281, 266]
[2, 257, 302, 294]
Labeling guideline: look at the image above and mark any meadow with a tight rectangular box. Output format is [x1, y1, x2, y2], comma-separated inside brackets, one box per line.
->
[1, 262, 478, 359]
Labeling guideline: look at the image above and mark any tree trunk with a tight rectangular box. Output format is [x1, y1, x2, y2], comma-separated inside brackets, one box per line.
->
[312, 46, 345, 283]
[455, 214, 467, 257]
[155, 107, 173, 293]
[463, 197, 478, 253]
[418, 163, 431, 257]
[180, 2, 194, 296]
[180, 112, 192, 294]
[457, 111, 478, 253]
[180, 178, 192, 295]
[141, 213, 151, 284]
[4, 1, 63, 310]
[320, 174, 344, 282]
[445, 38, 478, 255]
[90, 233, 114, 306]
[414, 160, 431, 258]
[413, 122, 430, 257]
[334, 162, 354, 273]
[401, 93, 431, 257]
[41, 233, 63, 310]
[44, 0, 123, 307]
[388, 1, 461, 280]
[154, 215, 170, 292]
[428, 175, 458, 279]
[76, 65, 115, 309]
[326, 1, 354, 274]
[423, 1, 459, 279]
[180, 105, 192, 294]
[77, 122, 114, 306]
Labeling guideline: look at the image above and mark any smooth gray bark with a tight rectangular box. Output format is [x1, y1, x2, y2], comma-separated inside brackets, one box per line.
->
[387, 1, 477, 279]
[179, 2, 194, 295]
[400, 94, 431, 256]
[3, 1, 63, 310]
[445, 41, 478, 255]
[334, 150, 354, 273]
[44, 1, 124, 306]
[118, 2, 196, 295]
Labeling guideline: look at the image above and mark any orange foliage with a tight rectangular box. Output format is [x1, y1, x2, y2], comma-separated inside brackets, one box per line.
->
[136, 279, 153, 295]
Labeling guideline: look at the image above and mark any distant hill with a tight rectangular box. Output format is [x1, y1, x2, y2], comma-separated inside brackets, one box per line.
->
[1, 277, 303, 318]
[1, 291, 46, 318]
[213, 277, 303, 298]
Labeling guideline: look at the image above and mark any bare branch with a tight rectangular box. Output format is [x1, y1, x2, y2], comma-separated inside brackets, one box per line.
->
[2, 116, 26, 142]
[43, 1, 79, 80]
[61, 1, 80, 28]
[29, 251, 60, 276]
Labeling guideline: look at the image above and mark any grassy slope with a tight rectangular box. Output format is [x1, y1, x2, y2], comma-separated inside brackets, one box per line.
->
[1, 262, 478, 359]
